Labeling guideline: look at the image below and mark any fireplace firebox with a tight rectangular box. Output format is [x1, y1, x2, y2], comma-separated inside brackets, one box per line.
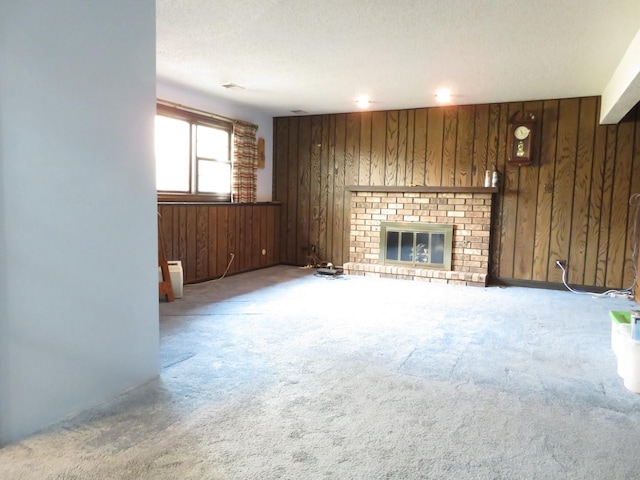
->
[380, 222, 453, 270]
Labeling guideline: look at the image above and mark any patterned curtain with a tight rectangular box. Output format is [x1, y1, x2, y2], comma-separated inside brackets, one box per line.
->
[232, 120, 258, 203]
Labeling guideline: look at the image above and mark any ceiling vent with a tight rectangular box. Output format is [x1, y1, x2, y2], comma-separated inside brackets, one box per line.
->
[221, 82, 245, 90]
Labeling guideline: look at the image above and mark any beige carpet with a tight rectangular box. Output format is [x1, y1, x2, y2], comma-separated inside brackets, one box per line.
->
[1, 266, 639, 479]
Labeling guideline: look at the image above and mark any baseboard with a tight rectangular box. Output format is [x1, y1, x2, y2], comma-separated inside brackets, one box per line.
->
[491, 277, 612, 294]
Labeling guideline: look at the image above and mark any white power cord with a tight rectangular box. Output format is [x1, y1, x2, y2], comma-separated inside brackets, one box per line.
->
[556, 261, 631, 298]
[211, 252, 235, 281]
[556, 193, 640, 299]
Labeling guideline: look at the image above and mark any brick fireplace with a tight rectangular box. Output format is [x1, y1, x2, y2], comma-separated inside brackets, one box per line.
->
[343, 186, 497, 287]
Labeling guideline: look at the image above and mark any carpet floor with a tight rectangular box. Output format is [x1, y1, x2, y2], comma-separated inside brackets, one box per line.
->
[1, 266, 639, 479]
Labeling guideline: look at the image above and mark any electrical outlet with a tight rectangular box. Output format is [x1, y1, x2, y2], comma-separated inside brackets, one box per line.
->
[555, 259, 567, 269]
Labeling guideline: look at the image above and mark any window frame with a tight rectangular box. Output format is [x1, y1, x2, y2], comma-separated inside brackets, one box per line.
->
[156, 104, 233, 203]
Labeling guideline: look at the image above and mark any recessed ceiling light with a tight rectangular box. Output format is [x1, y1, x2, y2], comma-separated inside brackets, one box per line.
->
[435, 88, 452, 103]
[356, 95, 371, 109]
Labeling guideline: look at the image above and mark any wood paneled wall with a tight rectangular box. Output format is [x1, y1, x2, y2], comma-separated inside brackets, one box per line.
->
[158, 203, 280, 284]
[273, 97, 640, 289]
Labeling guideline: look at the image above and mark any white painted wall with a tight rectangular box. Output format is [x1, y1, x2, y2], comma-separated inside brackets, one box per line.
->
[156, 81, 274, 202]
[601, 28, 640, 124]
[0, 0, 158, 445]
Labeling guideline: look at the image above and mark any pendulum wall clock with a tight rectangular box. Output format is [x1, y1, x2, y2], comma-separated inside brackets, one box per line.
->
[507, 113, 536, 166]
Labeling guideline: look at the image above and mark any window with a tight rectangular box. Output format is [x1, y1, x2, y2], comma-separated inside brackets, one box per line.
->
[155, 104, 232, 202]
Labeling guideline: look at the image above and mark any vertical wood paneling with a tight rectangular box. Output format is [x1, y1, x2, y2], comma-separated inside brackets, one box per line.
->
[158, 206, 173, 260]
[177, 206, 187, 272]
[488, 103, 504, 279]
[442, 107, 458, 186]
[397, 110, 410, 186]
[413, 108, 428, 185]
[207, 207, 218, 275]
[156, 204, 280, 283]
[626, 109, 640, 289]
[569, 97, 597, 284]
[259, 205, 268, 267]
[385, 111, 399, 186]
[186, 208, 197, 282]
[584, 109, 607, 285]
[473, 104, 490, 186]
[596, 126, 617, 286]
[274, 118, 289, 263]
[267, 205, 276, 265]
[286, 118, 299, 264]
[498, 102, 522, 279]
[309, 116, 323, 255]
[486, 104, 501, 168]
[216, 206, 228, 277]
[228, 206, 238, 274]
[297, 116, 312, 265]
[532, 100, 559, 281]
[513, 101, 543, 280]
[241, 206, 249, 270]
[239, 206, 247, 270]
[232, 208, 239, 273]
[323, 116, 335, 262]
[344, 113, 361, 262]
[455, 105, 474, 187]
[607, 117, 634, 287]
[196, 206, 209, 280]
[332, 114, 346, 264]
[318, 116, 331, 261]
[548, 98, 579, 283]
[358, 112, 372, 186]
[175, 206, 186, 278]
[370, 112, 386, 186]
[426, 108, 443, 185]
[251, 206, 260, 268]
[274, 98, 639, 289]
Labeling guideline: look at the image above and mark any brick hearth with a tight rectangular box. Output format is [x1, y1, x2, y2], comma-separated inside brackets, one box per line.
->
[343, 187, 496, 287]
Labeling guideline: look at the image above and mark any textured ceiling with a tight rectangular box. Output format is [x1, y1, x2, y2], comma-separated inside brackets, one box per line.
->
[156, 0, 640, 117]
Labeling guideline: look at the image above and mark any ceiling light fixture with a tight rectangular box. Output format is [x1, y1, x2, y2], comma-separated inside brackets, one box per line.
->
[356, 95, 371, 109]
[435, 88, 452, 104]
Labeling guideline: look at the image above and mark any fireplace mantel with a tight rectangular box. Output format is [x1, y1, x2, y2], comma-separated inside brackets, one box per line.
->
[346, 185, 498, 194]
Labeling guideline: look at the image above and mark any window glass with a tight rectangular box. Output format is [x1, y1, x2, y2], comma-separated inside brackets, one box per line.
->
[386, 231, 399, 261]
[400, 232, 414, 262]
[196, 124, 229, 161]
[155, 116, 190, 192]
[431, 233, 445, 264]
[198, 160, 231, 194]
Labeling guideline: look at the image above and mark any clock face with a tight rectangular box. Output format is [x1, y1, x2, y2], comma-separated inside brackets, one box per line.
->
[514, 125, 530, 140]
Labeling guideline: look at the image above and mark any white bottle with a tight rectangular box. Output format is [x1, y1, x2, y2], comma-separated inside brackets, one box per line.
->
[491, 169, 499, 188]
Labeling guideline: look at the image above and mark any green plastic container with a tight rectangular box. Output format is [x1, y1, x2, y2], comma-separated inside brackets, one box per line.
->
[610, 310, 631, 326]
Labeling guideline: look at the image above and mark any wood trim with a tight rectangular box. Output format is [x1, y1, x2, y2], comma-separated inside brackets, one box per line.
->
[492, 277, 612, 294]
[158, 199, 281, 206]
[158, 193, 230, 203]
[346, 185, 498, 193]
